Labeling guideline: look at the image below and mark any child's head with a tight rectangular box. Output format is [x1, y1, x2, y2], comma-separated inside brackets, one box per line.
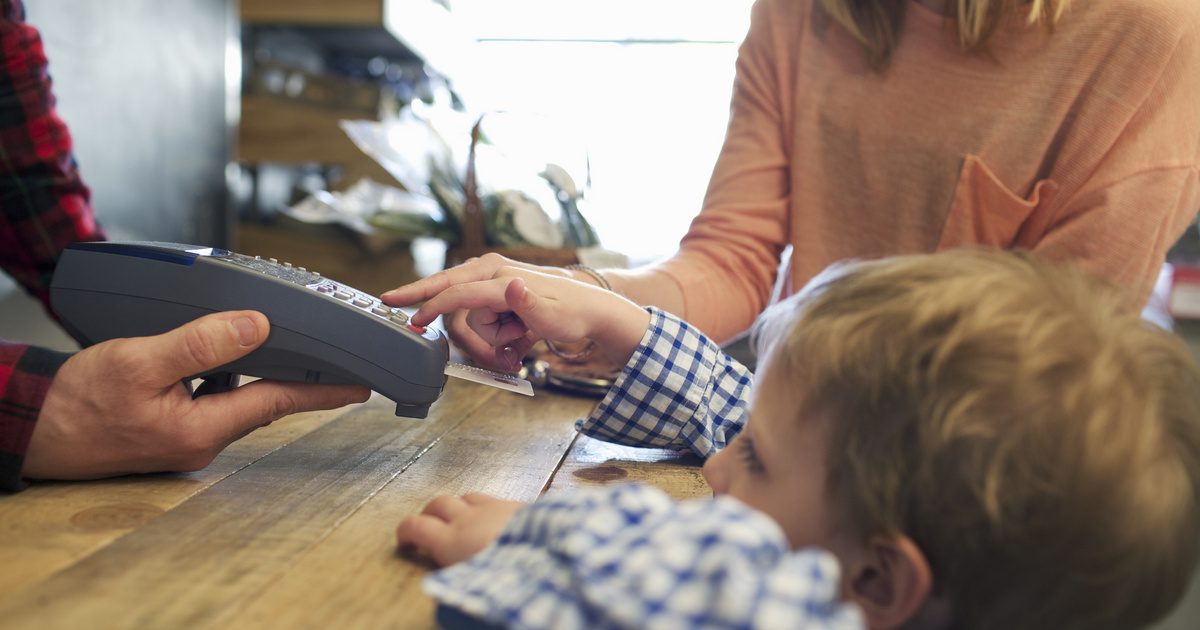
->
[703, 249, 1200, 630]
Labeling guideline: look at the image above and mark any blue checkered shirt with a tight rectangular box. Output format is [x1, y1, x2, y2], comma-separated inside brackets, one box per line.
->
[425, 308, 865, 629]
[576, 307, 751, 457]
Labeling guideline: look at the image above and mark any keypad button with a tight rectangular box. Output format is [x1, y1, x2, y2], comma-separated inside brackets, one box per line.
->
[407, 324, 426, 334]
[316, 285, 334, 293]
[371, 305, 390, 317]
[352, 297, 372, 308]
[268, 257, 278, 264]
[390, 311, 409, 325]
[298, 266, 307, 272]
[283, 262, 293, 268]
[333, 290, 353, 301]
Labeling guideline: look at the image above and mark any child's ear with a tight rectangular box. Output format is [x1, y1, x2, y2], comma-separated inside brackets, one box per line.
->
[844, 535, 934, 629]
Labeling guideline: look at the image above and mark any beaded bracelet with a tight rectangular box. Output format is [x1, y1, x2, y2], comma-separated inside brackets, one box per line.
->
[544, 264, 612, 362]
[566, 263, 613, 292]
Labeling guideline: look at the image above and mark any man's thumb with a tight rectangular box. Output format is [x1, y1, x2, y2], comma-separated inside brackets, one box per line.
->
[141, 311, 269, 384]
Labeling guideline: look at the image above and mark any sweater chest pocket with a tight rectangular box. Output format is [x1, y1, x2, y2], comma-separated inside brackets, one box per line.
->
[937, 154, 1058, 250]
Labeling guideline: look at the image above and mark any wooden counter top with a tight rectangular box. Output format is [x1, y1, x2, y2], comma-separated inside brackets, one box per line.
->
[0, 380, 707, 628]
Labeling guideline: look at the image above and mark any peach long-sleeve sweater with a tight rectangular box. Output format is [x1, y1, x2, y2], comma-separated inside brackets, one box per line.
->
[655, 0, 1200, 343]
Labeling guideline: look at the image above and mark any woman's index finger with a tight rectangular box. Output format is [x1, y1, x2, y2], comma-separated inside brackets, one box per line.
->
[382, 259, 500, 305]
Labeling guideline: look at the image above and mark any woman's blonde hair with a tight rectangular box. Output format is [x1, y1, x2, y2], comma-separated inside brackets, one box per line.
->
[754, 249, 1200, 630]
[817, 0, 1072, 67]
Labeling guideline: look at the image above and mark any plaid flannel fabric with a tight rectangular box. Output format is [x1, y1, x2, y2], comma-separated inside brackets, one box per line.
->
[0, 343, 68, 491]
[577, 307, 752, 458]
[426, 484, 864, 629]
[0, 0, 103, 308]
[0, 0, 105, 490]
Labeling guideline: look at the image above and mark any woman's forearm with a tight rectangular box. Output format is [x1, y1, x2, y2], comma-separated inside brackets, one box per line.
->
[572, 267, 688, 320]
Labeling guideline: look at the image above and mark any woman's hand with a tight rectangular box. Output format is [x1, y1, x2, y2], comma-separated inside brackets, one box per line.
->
[382, 255, 575, 368]
[396, 493, 526, 567]
[383, 256, 648, 371]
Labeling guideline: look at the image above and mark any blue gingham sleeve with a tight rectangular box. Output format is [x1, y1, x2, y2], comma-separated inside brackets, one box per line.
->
[576, 307, 751, 458]
[425, 483, 864, 630]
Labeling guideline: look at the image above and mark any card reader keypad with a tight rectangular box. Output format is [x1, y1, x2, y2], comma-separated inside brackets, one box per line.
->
[307, 279, 413, 329]
[222, 253, 322, 286]
[219, 251, 418, 332]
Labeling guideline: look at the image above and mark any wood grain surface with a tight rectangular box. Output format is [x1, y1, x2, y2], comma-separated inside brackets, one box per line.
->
[0, 381, 709, 629]
[241, 0, 383, 26]
[547, 435, 710, 502]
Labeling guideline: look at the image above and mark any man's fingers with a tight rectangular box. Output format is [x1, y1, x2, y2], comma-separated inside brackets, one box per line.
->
[124, 311, 268, 386]
[191, 380, 370, 446]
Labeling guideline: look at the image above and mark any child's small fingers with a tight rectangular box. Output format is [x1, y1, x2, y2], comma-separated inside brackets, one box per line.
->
[493, 319, 532, 347]
[503, 278, 588, 341]
[512, 333, 538, 357]
[447, 315, 513, 370]
[396, 516, 418, 546]
[461, 492, 500, 505]
[464, 308, 527, 347]
[395, 514, 451, 554]
[422, 495, 468, 521]
[497, 336, 537, 372]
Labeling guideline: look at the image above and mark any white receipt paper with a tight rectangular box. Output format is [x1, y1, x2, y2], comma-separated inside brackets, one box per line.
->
[444, 362, 534, 396]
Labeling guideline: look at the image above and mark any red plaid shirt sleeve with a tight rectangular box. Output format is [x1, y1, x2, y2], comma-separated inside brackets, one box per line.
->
[0, 343, 69, 491]
[0, 0, 105, 490]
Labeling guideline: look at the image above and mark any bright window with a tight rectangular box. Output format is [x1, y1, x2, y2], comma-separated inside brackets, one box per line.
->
[450, 1, 754, 263]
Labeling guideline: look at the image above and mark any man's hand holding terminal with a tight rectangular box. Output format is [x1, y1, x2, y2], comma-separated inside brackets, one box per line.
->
[22, 310, 370, 481]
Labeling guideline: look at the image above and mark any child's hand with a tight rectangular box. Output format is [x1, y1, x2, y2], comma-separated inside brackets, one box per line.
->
[390, 264, 650, 371]
[383, 254, 576, 370]
[396, 493, 526, 567]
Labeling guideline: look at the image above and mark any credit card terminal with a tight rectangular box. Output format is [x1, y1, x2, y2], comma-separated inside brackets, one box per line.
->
[50, 241, 449, 418]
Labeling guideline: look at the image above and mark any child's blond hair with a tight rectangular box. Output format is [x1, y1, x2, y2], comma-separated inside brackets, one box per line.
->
[755, 249, 1200, 630]
[817, 0, 1072, 68]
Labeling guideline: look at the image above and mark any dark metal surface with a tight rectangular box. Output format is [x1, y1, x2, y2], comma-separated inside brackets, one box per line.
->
[26, 0, 236, 247]
[521, 359, 612, 399]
